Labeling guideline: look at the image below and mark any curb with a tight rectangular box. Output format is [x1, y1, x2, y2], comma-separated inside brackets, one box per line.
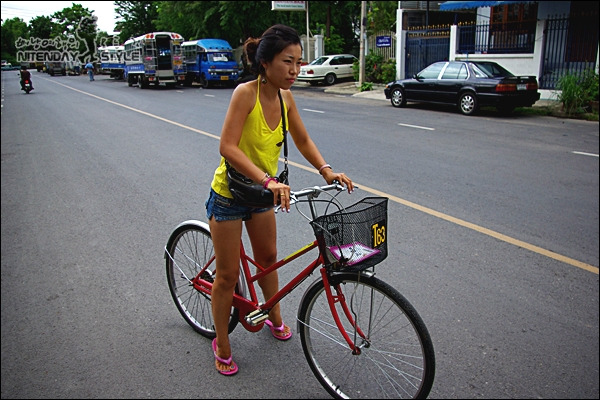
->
[322, 83, 561, 107]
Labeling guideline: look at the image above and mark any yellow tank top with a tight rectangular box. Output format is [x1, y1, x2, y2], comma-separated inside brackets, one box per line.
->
[211, 80, 287, 198]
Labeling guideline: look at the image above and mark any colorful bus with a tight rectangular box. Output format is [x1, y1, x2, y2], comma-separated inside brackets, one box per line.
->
[98, 45, 125, 79]
[123, 32, 185, 88]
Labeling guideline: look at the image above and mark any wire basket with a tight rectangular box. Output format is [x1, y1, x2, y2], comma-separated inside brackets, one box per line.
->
[310, 197, 388, 271]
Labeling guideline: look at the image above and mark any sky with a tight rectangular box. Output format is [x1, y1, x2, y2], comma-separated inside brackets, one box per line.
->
[1, 1, 119, 34]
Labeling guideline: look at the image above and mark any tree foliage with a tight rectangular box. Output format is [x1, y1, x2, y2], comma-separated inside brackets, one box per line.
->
[2, 1, 396, 65]
[1, 18, 28, 63]
[115, 1, 159, 43]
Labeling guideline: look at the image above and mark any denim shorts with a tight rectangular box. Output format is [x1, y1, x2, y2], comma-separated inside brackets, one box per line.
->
[205, 189, 272, 222]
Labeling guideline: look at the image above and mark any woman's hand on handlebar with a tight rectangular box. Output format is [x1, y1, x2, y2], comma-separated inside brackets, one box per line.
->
[321, 169, 354, 193]
[266, 180, 291, 211]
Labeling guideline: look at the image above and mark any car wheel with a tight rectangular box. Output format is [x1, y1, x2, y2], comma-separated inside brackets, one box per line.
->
[200, 75, 210, 89]
[458, 92, 478, 115]
[325, 73, 336, 85]
[390, 87, 406, 108]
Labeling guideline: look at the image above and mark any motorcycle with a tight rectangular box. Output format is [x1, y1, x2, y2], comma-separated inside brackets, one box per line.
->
[23, 79, 32, 94]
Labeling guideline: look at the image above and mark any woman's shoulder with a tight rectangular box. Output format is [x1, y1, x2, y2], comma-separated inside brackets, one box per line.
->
[229, 79, 257, 112]
[234, 79, 258, 97]
[280, 88, 296, 108]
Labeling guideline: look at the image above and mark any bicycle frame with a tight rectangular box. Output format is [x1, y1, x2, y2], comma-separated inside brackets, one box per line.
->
[191, 233, 368, 352]
[166, 186, 435, 398]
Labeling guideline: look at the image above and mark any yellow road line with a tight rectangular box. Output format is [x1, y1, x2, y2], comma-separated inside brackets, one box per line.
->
[47, 78, 599, 275]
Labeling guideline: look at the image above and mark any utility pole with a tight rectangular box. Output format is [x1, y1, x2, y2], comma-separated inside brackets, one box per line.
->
[306, 1, 310, 63]
[359, 1, 366, 87]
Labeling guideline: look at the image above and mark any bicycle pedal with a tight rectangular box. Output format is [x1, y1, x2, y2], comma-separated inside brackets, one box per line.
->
[245, 310, 269, 326]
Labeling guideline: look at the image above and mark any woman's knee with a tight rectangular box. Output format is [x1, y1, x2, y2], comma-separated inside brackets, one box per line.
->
[214, 269, 240, 290]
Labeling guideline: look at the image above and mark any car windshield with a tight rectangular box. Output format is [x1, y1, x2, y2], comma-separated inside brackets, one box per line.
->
[471, 62, 514, 78]
[208, 52, 234, 62]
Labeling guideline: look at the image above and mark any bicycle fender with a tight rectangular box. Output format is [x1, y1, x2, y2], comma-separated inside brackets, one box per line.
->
[164, 220, 210, 260]
[172, 219, 210, 232]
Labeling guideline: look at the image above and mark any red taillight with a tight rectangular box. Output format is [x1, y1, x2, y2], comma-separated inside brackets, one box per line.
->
[307, 69, 314, 74]
[496, 82, 538, 92]
[495, 83, 517, 92]
[24, 80, 30, 84]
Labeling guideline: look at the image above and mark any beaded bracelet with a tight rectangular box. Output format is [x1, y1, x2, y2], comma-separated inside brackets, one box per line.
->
[318, 164, 332, 174]
[263, 177, 278, 189]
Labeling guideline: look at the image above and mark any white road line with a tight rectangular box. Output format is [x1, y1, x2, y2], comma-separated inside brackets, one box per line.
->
[572, 151, 599, 157]
[303, 108, 325, 113]
[398, 123, 435, 130]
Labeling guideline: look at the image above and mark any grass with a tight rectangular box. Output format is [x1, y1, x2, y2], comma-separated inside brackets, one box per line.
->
[515, 103, 599, 121]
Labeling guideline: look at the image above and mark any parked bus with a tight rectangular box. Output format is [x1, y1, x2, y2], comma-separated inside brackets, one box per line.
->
[98, 45, 125, 79]
[123, 32, 185, 88]
[182, 38, 239, 88]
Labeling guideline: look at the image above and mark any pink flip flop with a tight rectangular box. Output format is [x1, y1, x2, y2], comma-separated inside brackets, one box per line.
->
[265, 320, 293, 341]
[212, 338, 238, 376]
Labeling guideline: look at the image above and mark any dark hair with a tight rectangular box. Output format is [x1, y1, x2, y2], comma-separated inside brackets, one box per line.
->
[243, 24, 302, 77]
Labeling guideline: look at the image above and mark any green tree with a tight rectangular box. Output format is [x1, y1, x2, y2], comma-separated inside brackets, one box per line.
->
[151, 1, 362, 55]
[51, 3, 96, 36]
[115, 1, 159, 43]
[48, 4, 100, 62]
[1, 18, 28, 64]
[309, 1, 361, 54]
[368, 1, 398, 32]
[154, 1, 207, 41]
[154, 1, 305, 44]
[29, 16, 55, 40]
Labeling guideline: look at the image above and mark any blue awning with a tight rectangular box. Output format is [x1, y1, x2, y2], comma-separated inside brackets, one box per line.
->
[439, 1, 534, 11]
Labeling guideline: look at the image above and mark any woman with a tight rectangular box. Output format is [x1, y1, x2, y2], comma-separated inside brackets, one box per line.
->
[205, 24, 354, 376]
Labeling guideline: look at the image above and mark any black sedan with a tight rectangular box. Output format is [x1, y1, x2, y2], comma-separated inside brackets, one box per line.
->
[384, 61, 540, 116]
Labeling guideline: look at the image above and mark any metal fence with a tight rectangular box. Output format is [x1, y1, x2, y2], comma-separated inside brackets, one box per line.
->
[367, 31, 396, 61]
[457, 21, 536, 54]
[539, 13, 599, 89]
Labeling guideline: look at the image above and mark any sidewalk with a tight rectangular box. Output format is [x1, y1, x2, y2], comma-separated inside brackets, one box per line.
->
[319, 82, 560, 108]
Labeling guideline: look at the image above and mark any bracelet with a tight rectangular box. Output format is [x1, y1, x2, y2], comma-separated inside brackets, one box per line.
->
[263, 177, 278, 189]
[260, 172, 270, 185]
[318, 164, 332, 174]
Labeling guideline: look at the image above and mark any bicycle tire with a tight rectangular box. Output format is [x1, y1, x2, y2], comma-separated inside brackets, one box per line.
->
[165, 223, 240, 337]
[297, 272, 435, 399]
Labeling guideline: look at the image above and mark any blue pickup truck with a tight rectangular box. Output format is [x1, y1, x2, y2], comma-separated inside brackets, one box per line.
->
[182, 38, 239, 88]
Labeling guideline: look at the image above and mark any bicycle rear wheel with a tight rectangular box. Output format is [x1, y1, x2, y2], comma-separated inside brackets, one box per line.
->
[297, 272, 435, 399]
[165, 222, 239, 338]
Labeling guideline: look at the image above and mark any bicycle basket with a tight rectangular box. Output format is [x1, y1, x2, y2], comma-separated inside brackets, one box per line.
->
[310, 197, 388, 271]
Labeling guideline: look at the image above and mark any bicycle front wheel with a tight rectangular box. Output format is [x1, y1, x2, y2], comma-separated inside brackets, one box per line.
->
[165, 222, 239, 338]
[297, 272, 435, 399]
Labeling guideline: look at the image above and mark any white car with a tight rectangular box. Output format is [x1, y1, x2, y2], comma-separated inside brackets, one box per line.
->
[298, 54, 358, 85]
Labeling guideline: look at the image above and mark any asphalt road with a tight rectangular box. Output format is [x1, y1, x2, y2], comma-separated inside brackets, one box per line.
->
[1, 70, 598, 399]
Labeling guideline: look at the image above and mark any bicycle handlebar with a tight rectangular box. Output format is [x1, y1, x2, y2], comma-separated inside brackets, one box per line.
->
[290, 183, 346, 200]
[274, 182, 349, 215]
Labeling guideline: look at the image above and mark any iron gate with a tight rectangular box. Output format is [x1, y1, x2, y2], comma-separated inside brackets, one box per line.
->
[540, 13, 599, 90]
[405, 28, 450, 78]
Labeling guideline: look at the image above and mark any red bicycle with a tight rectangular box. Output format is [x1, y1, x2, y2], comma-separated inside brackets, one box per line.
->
[165, 183, 435, 399]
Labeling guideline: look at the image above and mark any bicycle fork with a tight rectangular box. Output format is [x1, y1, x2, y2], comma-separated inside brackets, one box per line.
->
[320, 269, 369, 354]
